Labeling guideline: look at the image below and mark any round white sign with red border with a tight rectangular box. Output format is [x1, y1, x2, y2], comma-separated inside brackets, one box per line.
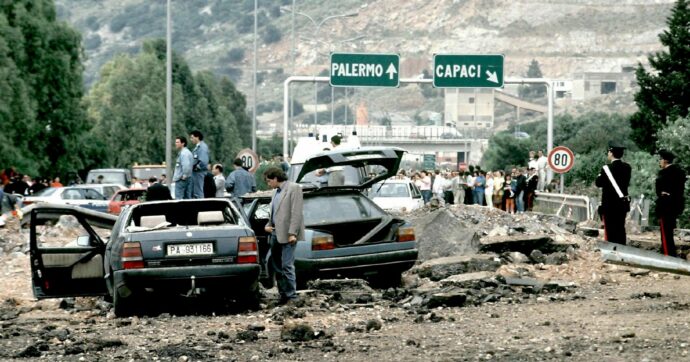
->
[236, 148, 259, 174]
[548, 146, 575, 174]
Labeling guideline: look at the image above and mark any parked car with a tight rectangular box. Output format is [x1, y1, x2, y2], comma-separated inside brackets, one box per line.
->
[108, 188, 147, 215]
[369, 179, 424, 212]
[86, 168, 132, 187]
[22, 186, 111, 213]
[28, 199, 260, 317]
[83, 183, 127, 199]
[242, 147, 418, 288]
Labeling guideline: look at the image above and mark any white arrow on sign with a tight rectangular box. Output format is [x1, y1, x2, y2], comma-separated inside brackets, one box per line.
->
[386, 63, 397, 80]
[486, 70, 498, 84]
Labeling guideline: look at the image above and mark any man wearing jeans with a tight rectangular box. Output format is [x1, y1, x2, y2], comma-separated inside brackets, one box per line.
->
[264, 167, 304, 304]
[173, 136, 193, 199]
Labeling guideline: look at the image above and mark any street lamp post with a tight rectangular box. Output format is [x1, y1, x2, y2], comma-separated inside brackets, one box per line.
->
[281, 7, 358, 130]
[165, 0, 172, 187]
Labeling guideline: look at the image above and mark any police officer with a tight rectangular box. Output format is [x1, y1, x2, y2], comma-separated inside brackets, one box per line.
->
[595, 141, 632, 245]
[655, 149, 686, 257]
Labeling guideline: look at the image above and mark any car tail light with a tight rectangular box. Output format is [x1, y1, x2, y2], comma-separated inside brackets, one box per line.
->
[122, 242, 144, 269]
[238, 236, 258, 264]
[312, 235, 335, 251]
[22, 200, 32, 206]
[397, 227, 416, 242]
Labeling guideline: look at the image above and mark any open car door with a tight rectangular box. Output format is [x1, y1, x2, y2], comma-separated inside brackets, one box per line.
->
[28, 204, 117, 299]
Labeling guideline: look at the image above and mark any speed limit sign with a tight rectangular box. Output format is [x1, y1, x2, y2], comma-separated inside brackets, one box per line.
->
[236, 148, 259, 174]
[548, 146, 575, 174]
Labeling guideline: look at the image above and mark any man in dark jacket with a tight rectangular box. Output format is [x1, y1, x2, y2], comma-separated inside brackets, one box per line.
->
[655, 149, 686, 257]
[145, 177, 172, 201]
[524, 168, 539, 211]
[595, 141, 632, 245]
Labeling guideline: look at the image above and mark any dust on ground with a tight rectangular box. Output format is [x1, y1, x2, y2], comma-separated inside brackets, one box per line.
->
[2, 205, 690, 361]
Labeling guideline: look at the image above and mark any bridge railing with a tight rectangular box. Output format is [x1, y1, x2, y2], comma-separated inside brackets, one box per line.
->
[533, 191, 592, 222]
[534, 192, 651, 226]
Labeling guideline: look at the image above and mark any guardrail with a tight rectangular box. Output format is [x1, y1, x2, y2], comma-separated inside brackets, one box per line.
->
[534, 192, 651, 226]
[533, 191, 591, 222]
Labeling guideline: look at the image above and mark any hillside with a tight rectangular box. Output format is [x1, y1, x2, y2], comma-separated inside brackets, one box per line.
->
[56, 0, 675, 125]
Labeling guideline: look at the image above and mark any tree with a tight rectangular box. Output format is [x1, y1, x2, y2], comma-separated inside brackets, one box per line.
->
[630, 0, 690, 153]
[481, 132, 531, 171]
[86, 39, 246, 169]
[0, 0, 92, 178]
[518, 59, 545, 99]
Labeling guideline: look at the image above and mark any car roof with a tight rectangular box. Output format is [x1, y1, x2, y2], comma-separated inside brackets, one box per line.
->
[73, 184, 126, 188]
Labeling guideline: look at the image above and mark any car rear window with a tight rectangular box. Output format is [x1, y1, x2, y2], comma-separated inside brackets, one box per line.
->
[370, 183, 410, 198]
[303, 194, 384, 224]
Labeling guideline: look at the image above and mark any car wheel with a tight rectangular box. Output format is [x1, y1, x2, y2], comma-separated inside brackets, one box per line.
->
[368, 271, 403, 289]
[113, 291, 136, 317]
[237, 281, 261, 311]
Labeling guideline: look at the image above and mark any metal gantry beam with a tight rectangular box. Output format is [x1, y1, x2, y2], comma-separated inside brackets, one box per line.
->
[282, 76, 554, 182]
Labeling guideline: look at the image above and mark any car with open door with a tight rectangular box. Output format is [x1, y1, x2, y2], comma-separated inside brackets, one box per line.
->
[242, 147, 418, 288]
[28, 199, 260, 317]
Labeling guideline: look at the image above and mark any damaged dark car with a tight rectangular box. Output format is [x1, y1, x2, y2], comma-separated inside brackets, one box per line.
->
[28, 199, 260, 317]
[243, 147, 419, 288]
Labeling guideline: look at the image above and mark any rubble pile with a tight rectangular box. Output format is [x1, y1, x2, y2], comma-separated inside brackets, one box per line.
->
[0, 217, 26, 257]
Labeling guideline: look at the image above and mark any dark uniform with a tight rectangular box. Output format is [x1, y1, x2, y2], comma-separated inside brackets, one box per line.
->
[655, 150, 686, 257]
[595, 143, 631, 245]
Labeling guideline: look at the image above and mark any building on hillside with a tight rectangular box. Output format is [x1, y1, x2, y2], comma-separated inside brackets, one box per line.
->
[553, 80, 573, 99]
[571, 70, 637, 101]
[444, 88, 495, 129]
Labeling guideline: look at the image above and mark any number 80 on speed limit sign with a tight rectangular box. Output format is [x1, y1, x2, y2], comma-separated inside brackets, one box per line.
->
[547, 146, 575, 174]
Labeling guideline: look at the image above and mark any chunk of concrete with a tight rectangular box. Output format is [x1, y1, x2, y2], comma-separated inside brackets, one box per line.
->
[480, 234, 578, 254]
[439, 271, 496, 288]
[412, 254, 502, 281]
[425, 291, 468, 308]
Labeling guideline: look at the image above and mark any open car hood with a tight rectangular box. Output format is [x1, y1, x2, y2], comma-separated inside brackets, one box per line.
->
[296, 147, 405, 189]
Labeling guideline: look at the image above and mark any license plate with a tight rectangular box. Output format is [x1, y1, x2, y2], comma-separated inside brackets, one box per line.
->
[167, 243, 214, 256]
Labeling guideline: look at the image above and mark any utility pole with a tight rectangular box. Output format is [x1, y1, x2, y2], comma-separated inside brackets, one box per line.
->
[165, 0, 172, 187]
[252, 0, 258, 151]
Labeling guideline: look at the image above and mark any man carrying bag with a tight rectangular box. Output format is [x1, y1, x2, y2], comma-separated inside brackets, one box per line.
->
[595, 141, 632, 245]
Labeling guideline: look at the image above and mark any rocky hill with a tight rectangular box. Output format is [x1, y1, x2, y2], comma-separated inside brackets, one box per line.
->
[56, 0, 675, 123]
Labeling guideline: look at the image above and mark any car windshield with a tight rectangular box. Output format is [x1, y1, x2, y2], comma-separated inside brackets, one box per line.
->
[88, 172, 126, 184]
[370, 183, 410, 198]
[303, 194, 384, 224]
[34, 187, 58, 197]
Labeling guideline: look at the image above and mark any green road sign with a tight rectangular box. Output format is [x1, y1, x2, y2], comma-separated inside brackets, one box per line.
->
[422, 154, 436, 170]
[433, 54, 504, 88]
[330, 53, 399, 87]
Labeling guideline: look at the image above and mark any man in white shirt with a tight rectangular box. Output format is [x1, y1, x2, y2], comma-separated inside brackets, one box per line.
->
[212, 164, 226, 198]
[536, 150, 548, 191]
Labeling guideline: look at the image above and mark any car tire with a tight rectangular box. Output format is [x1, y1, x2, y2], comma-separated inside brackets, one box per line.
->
[368, 271, 403, 289]
[113, 291, 136, 317]
[237, 281, 261, 311]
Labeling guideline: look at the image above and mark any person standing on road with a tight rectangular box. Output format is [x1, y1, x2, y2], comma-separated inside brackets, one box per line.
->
[189, 130, 210, 199]
[473, 171, 486, 205]
[524, 168, 539, 212]
[226, 158, 257, 200]
[146, 177, 172, 201]
[419, 171, 432, 204]
[264, 167, 304, 304]
[537, 150, 548, 191]
[173, 136, 194, 199]
[595, 142, 631, 245]
[655, 149, 686, 257]
[515, 168, 527, 212]
[212, 164, 226, 198]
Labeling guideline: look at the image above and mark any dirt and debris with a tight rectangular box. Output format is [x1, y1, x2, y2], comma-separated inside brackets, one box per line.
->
[2, 204, 690, 360]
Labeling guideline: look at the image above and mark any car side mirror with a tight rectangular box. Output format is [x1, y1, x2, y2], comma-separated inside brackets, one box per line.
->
[76, 235, 90, 247]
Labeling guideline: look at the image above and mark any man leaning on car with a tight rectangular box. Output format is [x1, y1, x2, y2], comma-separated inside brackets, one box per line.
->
[264, 166, 304, 304]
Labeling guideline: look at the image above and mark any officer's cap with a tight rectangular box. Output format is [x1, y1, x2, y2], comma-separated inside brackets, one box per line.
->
[658, 149, 675, 163]
[607, 141, 626, 151]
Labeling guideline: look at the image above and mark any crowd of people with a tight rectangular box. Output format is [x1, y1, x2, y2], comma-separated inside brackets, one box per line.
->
[397, 149, 553, 213]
